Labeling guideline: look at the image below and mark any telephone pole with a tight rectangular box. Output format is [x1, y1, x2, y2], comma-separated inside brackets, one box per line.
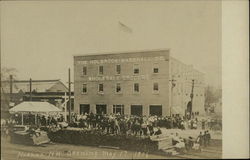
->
[68, 68, 71, 123]
[190, 79, 195, 117]
[29, 78, 32, 101]
[9, 75, 13, 103]
[169, 78, 176, 117]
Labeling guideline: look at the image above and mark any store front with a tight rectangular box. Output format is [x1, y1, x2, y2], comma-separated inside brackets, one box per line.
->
[149, 105, 162, 116]
[96, 104, 107, 114]
[79, 104, 90, 114]
[131, 105, 143, 116]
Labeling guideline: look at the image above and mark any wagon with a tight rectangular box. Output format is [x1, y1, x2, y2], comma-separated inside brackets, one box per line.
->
[10, 125, 50, 145]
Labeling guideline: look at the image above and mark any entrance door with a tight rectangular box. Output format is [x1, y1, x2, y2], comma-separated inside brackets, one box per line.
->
[131, 105, 143, 116]
[79, 104, 90, 114]
[149, 105, 162, 116]
[96, 104, 107, 115]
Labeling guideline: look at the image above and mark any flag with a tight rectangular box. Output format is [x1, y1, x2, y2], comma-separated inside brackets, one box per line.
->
[118, 21, 133, 33]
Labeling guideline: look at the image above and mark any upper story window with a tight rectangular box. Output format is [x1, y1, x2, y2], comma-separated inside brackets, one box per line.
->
[82, 84, 87, 93]
[98, 83, 104, 93]
[116, 65, 121, 74]
[82, 66, 87, 75]
[153, 63, 159, 73]
[99, 66, 104, 75]
[153, 82, 159, 91]
[133, 64, 139, 74]
[134, 83, 139, 93]
[116, 83, 121, 93]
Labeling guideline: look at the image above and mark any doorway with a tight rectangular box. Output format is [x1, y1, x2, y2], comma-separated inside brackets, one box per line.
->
[149, 105, 162, 116]
[96, 104, 107, 115]
[131, 105, 143, 116]
[79, 104, 90, 114]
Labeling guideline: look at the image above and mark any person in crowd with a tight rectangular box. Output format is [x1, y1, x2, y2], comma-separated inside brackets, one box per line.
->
[197, 132, 203, 146]
[203, 131, 208, 147]
[206, 130, 211, 146]
[190, 119, 194, 129]
[193, 121, 197, 129]
[185, 136, 195, 151]
[148, 122, 154, 136]
[154, 127, 162, 135]
[114, 117, 120, 135]
[172, 133, 180, 145]
[202, 119, 206, 130]
[141, 120, 148, 136]
[180, 120, 185, 130]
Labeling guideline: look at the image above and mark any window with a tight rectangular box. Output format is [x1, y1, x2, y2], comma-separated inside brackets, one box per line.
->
[153, 63, 159, 73]
[82, 84, 87, 93]
[153, 68, 159, 73]
[99, 66, 104, 75]
[134, 83, 139, 92]
[113, 105, 124, 115]
[133, 64, 139, 74]
[116, 65, 121, 74]
[98, 84, 104, 92]
[116, 83, 121, 93]
[153, 82, 159, 91]
[82, 66, 87, 75]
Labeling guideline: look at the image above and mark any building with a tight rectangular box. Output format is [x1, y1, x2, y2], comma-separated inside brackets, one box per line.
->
[1, 79, 74, 117]
[74, 49, 205, 117]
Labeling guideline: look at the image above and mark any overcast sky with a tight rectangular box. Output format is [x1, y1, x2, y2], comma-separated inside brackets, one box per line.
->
[1, 0, 221, 88]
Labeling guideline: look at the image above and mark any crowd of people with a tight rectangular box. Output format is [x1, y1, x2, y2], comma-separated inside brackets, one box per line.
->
[1, 112, 220, 138]
[1, 112, 215, 155]
[54, 112, 216, 137]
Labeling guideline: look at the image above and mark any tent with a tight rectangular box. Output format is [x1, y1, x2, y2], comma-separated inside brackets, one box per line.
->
[9, 101, 61, 113]
[9, 101, 62, 125]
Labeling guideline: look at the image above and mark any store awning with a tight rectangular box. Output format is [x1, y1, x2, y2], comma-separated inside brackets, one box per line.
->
[9, 101, 62, 114]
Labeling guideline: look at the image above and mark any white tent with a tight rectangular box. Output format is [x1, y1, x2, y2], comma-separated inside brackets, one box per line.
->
[9, 101, 61, 113]
[9, 101, 62, 125]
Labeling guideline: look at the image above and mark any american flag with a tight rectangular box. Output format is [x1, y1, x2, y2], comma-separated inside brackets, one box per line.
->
[118, 21, 133, 33]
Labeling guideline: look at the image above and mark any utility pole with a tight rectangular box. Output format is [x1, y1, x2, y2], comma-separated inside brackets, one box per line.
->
[9, 75, 13, 103]
[190, 79, 195, 118]
[68, 68, 71, 123]
[29, 78, 32, 101]
[169, 78, 176, 117]
[64, 92, 67, 122]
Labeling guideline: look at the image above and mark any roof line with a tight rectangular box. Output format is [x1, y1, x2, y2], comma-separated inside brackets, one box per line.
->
[1, 79, 61, 83]
[73, 48, 170, 57]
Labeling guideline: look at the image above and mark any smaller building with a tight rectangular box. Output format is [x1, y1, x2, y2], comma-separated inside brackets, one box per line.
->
[1, 79, 73, 118]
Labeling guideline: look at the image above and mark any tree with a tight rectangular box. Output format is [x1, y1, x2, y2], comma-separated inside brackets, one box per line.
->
[1, 67, 18, 81]
[1, 67, 19, 118]
[204, 86, 222, 113]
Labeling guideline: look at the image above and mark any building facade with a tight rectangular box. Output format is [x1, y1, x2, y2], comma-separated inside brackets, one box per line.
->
[170, 58, 205, 116]
[74, 49, 205, 117]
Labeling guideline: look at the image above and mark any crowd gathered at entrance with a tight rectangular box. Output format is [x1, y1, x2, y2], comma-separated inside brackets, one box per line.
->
[1, 112, 215, 154]
[2, 111, 220, 139]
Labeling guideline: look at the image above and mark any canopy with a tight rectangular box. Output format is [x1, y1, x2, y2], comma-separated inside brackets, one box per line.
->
[9, 101, 62, 113]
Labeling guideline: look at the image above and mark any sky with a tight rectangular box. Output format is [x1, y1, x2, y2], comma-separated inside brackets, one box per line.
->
[1, 0, 222, 88]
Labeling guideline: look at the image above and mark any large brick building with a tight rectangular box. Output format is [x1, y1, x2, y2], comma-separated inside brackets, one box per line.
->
[74, 49, 205, 117]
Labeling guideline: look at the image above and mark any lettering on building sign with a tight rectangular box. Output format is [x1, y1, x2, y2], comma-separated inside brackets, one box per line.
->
[77, 56, 165, 65]
[88, 75, 149, 81]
